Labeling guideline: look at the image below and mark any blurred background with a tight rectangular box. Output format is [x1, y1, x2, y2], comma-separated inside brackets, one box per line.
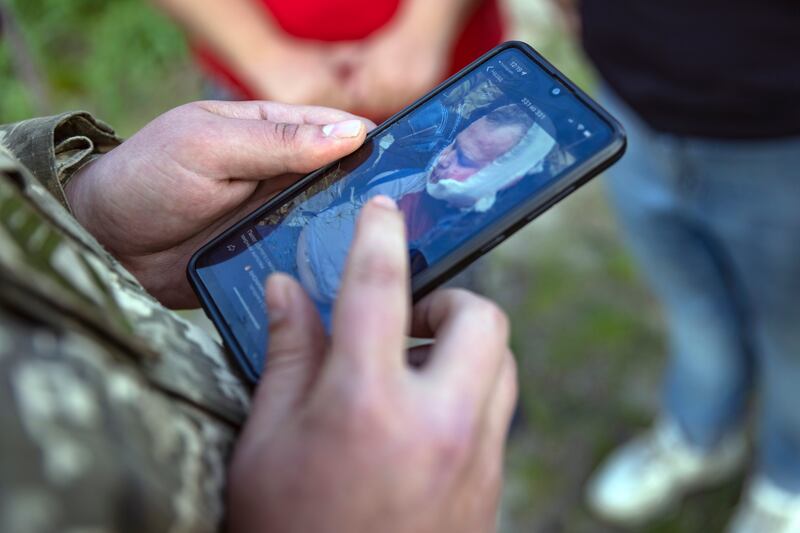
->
[0, 0, 743, 531]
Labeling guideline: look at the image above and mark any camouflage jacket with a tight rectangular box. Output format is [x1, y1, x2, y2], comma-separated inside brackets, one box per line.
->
[0, 112, 250, 533]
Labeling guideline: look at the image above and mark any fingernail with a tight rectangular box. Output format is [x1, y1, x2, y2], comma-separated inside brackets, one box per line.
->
[370, 195, 397, 211]
[266, 274, 291, 324]
[322, 119, 364, 138]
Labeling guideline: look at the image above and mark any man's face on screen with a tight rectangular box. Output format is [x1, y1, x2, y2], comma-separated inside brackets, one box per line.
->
[428, 116, 525, 187]
[425, 115, 527, 209]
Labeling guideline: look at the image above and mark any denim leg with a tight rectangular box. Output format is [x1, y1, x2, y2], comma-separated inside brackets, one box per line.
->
[690, 137, 800, 490]
[599, 89, 753, 449]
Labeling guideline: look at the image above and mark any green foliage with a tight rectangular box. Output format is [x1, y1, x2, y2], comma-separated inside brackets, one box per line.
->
[0, 42, 34, 121]
[0, 0, 199, 134]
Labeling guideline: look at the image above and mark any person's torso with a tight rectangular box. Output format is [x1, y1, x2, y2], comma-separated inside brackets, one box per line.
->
[198, 0, 504, 102]
[581, 0, 800, 139]
[260, 0, 400, 40]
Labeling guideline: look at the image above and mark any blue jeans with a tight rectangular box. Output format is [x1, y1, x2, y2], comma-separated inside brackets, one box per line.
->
[600, 88, 800, 491]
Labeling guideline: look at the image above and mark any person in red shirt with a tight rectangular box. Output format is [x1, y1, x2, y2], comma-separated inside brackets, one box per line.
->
[157, 0, 505, 119]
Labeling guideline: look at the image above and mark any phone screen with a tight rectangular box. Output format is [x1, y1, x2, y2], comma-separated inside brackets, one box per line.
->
[194, 46, 617, 375]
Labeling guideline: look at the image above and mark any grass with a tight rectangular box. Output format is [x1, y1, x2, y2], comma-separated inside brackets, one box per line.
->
[0, 0, 743, 530]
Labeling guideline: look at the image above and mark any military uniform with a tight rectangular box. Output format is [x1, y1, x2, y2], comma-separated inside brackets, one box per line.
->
[0, 112, 249, 533]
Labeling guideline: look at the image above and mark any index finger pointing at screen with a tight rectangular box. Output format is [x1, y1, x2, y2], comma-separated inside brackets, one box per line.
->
[328, 196, 411, 378]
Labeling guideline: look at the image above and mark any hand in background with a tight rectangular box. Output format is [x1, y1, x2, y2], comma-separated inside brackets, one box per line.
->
[228, 197, 517, 533]
[66, 100, 372, 308]
[345, 21, 451, 119]
[246, 38, 358, 110]
[156, 0, 357, 109]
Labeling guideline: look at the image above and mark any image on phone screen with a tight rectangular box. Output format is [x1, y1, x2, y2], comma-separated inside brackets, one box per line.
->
[192, 45, 620, 377]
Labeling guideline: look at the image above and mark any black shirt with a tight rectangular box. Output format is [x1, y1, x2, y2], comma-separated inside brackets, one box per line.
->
[581, 0, 800, 139]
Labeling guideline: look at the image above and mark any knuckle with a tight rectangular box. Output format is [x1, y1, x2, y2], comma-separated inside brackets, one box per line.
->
[481, 459, 505, 502]
[506, 351, 519, 398]
[265, 342, 311, 371]
[345, 390, 384, 429]
[434, 429, 471, 461]
[175, 101, 205, 116]
[272, 122, 301, 146]
[429, 411, 476, 469]
[497, 353, 520, 422]
[506, 350, 518, 379]
[442, 287, 472, 301]
[471, 298, 510, 341]
[325, 374, 393, 436]
[352, 250, 405, 288]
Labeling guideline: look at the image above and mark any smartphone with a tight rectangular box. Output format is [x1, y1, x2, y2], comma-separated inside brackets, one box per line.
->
[188, 41, 626, 382]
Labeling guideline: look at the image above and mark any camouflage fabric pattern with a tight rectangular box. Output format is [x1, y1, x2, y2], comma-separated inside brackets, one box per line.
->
[0, 114, 250, 533]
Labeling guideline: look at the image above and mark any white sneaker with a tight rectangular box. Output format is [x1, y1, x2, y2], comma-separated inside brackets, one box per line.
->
[727, 477, 800, 533]
[586, 418, 747, 526]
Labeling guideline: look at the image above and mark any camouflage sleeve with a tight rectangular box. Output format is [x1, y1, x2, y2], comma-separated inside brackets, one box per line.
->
[0, 112, 121, 210]
[0, 306, 235, 533]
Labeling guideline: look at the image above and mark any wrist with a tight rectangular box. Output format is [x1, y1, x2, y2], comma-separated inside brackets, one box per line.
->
[65, 156, 113, 251]
[65, 158, 98, 228]
[65, 158, 171, 303]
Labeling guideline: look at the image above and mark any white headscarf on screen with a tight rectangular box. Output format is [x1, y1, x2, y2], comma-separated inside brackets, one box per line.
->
[425, 119, 557, 213]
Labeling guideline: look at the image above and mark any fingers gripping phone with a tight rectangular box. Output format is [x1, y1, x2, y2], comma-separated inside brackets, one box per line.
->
[188, 41, 626, 382]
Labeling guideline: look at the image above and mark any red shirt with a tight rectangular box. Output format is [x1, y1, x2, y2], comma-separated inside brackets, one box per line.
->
[196, 0, 505, 100]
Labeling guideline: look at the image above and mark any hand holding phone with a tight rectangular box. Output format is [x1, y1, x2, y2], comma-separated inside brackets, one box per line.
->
[228, 196, 517, 533]
[190, 41, 626, 381]
[64, 100, 370, 308]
